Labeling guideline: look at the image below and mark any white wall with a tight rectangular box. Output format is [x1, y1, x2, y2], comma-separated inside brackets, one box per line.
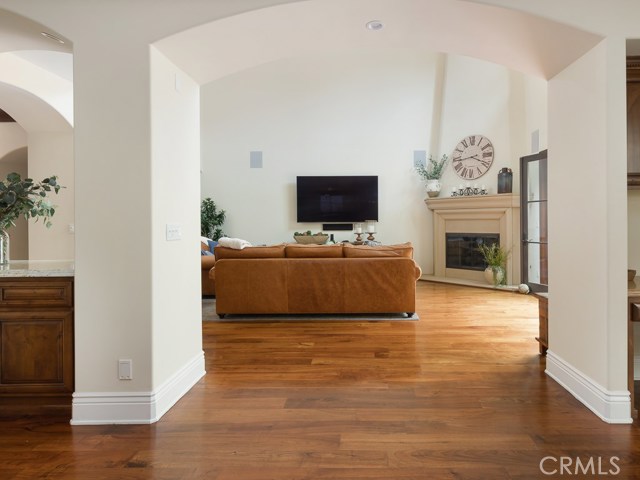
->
[149, 47, 204, 389]
[202, 50, 439, 267]
[201, 51, 547, 275]
[548, 39, 628, 399]
[0, 122, 27, 158]
[27, 131, 74, 260]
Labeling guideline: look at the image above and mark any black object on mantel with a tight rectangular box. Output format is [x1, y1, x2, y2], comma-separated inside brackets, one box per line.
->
[497, 168, 513, 194]
[323, 223, 353, 231]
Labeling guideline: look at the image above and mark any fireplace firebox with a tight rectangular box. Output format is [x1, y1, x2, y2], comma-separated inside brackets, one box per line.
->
[446, 233, 500, 271]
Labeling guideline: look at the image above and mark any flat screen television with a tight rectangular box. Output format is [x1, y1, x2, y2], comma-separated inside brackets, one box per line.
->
[296, 175, 378, 223]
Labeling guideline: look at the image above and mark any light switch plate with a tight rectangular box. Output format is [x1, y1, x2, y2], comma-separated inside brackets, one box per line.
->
[166, 223, 182, 241]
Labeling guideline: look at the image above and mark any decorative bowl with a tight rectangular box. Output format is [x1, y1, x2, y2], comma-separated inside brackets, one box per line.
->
[293, 234, 329, 245]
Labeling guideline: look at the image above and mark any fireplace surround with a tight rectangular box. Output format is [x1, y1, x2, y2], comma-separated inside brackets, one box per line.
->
[425, 194, 520, 284]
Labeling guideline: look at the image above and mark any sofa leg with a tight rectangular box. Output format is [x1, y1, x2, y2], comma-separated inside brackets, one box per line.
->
[406, 312, 414, 318]
[218, 313, 226, 319]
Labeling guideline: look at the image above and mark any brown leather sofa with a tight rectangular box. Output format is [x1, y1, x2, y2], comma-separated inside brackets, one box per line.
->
[211, 242, 422, 317]
[201, 241, 216, 296]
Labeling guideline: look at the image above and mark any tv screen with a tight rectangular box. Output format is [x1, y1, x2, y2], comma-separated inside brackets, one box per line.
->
[296, 176, 378, 223]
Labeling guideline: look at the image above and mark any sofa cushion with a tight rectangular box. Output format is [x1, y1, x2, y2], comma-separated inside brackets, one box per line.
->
[215, 244, 286, 260]
[343, 242, 414, 258]
[285, 243, 344, 258]
[201, 250, 214, 256]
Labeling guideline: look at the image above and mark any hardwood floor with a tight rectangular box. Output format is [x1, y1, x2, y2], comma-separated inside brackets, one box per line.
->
[1, 281, 639, 479]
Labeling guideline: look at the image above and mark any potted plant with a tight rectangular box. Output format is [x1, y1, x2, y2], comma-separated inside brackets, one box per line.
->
[415, 154, 448, 197]
[477, 242, 509, 286]
[0, 173, 63, 264]
[201, 197, 226, 240]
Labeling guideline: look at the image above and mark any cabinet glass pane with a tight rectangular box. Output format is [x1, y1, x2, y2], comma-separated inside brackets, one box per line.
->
[527, 201, 548, 243]
[527, 242, 542, 285]
[526, 159, 547, 202]
[527, 161, 541, 201]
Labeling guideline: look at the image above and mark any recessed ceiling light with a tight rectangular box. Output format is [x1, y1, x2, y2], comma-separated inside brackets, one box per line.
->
[366, 21, 384, 31]
[40, 31, 65, 44]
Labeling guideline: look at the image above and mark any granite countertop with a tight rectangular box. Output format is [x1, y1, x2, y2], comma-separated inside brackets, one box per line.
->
[0, 260, 74, 277]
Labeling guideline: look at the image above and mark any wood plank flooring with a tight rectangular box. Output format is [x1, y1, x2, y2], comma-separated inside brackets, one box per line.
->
[2, 281, 640, 479]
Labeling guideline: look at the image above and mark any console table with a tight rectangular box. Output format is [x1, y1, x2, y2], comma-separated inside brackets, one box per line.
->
[0, 260, 74, 415]
[629, 277, 640, 417]
[532, 292, 548, 355]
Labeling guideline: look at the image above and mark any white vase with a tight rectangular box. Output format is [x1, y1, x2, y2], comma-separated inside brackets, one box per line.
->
[484, 266, 505, 286]
[426, 179, 441, 198]
[0, 229, 9, 265]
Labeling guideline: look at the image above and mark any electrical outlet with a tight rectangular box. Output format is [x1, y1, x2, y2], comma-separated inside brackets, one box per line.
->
[118, 359, 132, 380]
[166, 223, 182, 241]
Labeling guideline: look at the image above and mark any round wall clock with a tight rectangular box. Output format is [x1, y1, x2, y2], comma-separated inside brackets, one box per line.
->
[451, 134, 494, 180]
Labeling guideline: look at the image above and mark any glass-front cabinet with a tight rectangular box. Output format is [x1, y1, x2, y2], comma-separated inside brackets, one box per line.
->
[520, 150, 548, 293]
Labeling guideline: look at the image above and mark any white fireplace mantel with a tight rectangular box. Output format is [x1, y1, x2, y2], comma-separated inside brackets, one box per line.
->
[425, 194, 521, 285]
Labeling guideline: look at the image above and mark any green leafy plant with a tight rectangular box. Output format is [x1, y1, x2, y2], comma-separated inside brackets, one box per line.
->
[0, 173, 63, 230]
[415, 154, 449, 181]
[477, 242, 510, 286]
[201, 197, 226, 240]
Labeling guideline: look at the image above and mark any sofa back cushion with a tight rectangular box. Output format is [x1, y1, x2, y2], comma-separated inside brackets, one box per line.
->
[215, 244, 286, 260]
[343, 242, 414, 258]
[285, 243, 344, 258]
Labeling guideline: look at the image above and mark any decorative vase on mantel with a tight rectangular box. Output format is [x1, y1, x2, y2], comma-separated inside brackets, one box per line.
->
[0, 228, 9, 265]
[425, 179, 441, 198]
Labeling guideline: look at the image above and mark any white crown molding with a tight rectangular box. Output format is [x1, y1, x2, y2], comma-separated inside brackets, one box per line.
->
[70, 352, 205, 425]
[545, 350, 632, 424]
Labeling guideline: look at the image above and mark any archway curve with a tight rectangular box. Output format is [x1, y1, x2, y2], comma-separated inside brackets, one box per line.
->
[154, 0, 603, 85]
[0, 81, 71, 133]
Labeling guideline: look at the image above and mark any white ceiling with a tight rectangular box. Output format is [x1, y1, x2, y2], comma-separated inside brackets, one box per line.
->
[0, 0, 623, 134]
[156, 0, 603, 85]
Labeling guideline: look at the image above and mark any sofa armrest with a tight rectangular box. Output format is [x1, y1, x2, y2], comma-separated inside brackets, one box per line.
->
[201, 255, 216, 270]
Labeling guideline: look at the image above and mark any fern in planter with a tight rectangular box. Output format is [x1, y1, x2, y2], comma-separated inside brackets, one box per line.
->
[200, 197, 226, 241]
[477, 242, 510, 286]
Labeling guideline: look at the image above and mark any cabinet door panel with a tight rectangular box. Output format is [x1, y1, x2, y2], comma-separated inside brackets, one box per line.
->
[0, 311, 73, 393]
[1, 321, 63, 383]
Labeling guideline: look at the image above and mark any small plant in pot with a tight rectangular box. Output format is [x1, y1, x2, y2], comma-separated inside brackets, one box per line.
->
[0, 173, 64, 264]
[415, 154, 448, 197]
[477, 242, 509, 286]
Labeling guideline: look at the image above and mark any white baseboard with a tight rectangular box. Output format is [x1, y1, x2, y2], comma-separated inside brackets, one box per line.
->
[545, 350, 632, 424]
[71, 351, 205, 425]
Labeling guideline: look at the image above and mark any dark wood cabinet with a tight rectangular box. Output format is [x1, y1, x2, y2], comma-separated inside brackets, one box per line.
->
[0, 277, 74, 410]
[627, 57, 640, 187]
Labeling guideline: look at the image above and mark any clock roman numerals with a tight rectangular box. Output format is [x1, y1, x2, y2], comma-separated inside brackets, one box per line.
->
[451, 135, 494, 180]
